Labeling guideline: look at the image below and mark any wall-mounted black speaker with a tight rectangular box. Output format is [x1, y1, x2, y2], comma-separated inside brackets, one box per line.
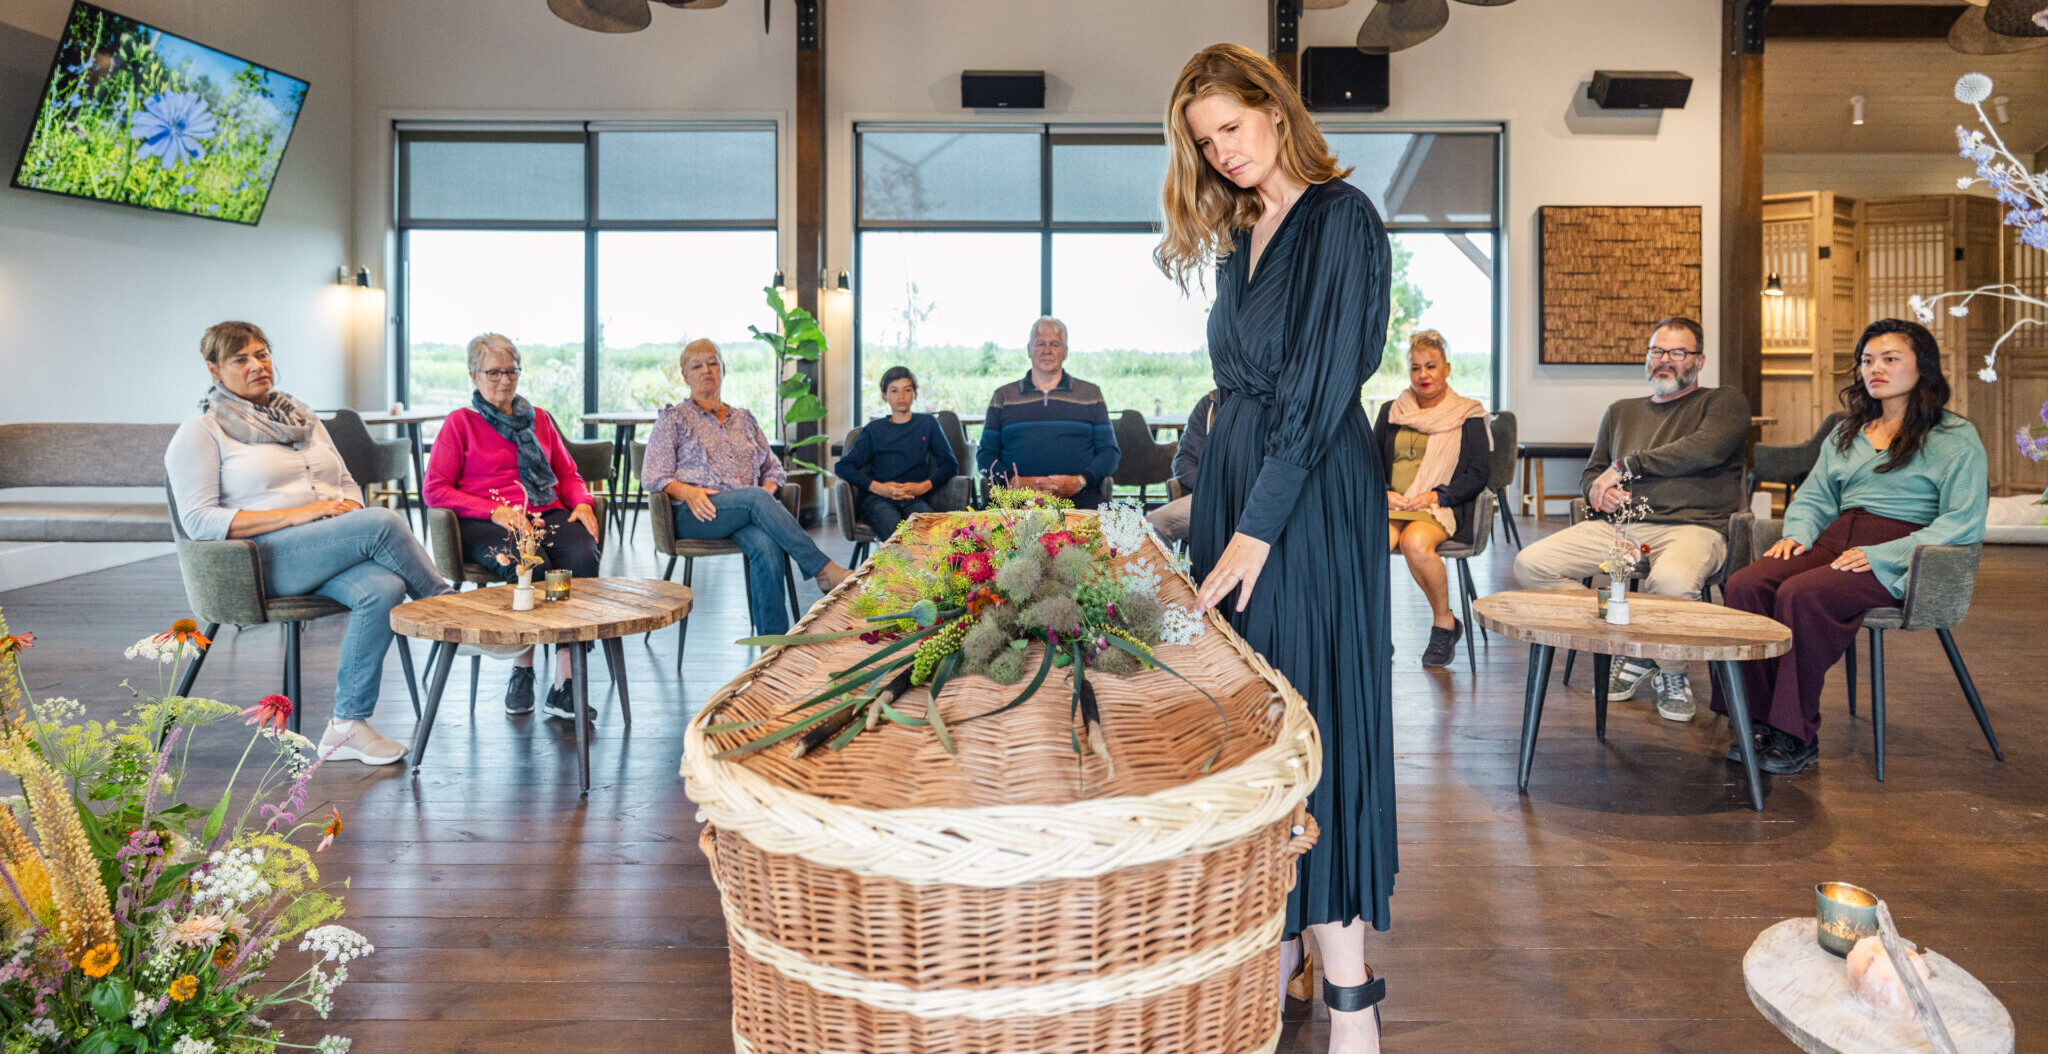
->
[1588, 70, 1692, 110]
[961, 70, 1045, 110]
[1300, 47, 1388, 113]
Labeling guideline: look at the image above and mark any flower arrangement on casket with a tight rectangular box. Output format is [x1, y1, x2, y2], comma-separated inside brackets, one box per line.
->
[710, 488, 1222, 772]
[0, 610, 368, 1054]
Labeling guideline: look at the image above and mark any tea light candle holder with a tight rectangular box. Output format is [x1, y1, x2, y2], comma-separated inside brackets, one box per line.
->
[1815, 881, 1879, 956]
[544, 569, 573, 603]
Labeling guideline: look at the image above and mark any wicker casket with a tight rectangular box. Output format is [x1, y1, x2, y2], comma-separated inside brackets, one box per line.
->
[682, 509, 1322, 1053]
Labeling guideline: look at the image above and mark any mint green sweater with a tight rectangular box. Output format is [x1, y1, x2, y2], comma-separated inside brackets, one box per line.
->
[1782, 412, 1988, 597]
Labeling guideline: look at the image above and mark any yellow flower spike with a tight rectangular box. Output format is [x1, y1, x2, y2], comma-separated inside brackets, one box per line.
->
[0, 800, 56, 930]
[0, 740, 115, 958]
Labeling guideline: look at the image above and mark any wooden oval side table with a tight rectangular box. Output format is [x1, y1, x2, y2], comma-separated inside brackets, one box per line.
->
[391, 578, 691, 794]
[1472, 588, 1791, 811]
[1744, 918, 2013, 1053]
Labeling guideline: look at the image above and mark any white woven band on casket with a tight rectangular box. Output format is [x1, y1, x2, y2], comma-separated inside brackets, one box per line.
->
[724, 894, 1285, 1019]
[732, 1020, 1283, 1054]
[680, 537, 1323, 887]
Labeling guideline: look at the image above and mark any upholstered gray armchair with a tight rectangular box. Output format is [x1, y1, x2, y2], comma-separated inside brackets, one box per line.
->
[1432, 488, 1495, 674]
[832, 425, 975, 566]
[649, 485, 801, 674]
[165, 486, 420, 731]
[1729, 511, 2002, 780]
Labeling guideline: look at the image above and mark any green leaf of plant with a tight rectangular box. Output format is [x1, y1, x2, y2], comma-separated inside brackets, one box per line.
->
[76, 1032, 119, 1054]
[89, 977, 131, 1023]
[764, 284, 787, 315]
[784, 394, 829, 424]
[875, 697, 927, 727]
[1103, 634, 1229, 772]
[787, 433, 833, 449]
[925, 653, 959, 755]
[711, 695, 864, 760]
[827, 710, 869, 751]
[790, 458, 830, 476]
[734, 627, 874, 647]
[777, 374, 813, 398]
[202, 788, 232, 843]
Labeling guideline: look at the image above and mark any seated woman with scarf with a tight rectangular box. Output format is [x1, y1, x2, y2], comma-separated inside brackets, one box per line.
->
[1374, 330, 1491, 668]
[425, 332, 602, 721]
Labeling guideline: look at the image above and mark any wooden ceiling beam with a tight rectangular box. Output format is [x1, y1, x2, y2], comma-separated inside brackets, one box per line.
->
[1764, 4, 1959, 39]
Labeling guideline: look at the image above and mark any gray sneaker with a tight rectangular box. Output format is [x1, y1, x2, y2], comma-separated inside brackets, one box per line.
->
[1606, 658, 1656, 701]
[1654, 671, 1696, 722]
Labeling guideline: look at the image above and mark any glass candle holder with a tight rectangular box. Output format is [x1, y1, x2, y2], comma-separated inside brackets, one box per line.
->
[544, 569, 572, 602]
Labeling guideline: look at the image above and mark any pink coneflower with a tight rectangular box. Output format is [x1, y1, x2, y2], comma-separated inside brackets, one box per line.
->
[240, 694, 293, 732]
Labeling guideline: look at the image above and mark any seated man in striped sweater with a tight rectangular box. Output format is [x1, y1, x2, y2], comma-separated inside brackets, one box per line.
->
[974, 316, 1121, 509]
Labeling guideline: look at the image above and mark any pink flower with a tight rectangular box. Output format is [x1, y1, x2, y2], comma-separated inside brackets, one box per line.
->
[241, 694, 293, 732]
[169, 915, 226, 948]
[1039, 530, 1081, 557]
[958, 551, 996, 584]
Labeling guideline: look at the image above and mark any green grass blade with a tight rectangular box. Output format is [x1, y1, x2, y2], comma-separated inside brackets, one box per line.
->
[710, 695, 864, 760]
[925, 652, 960, 755]
[958, 641, 1056, 723]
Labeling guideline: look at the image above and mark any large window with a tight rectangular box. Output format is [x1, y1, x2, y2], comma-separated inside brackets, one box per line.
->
[396, 123, 778, 434]
[853, 124, 1501, 423]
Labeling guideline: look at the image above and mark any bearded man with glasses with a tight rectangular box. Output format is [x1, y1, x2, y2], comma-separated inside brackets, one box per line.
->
[1512, 316, 1750, 722]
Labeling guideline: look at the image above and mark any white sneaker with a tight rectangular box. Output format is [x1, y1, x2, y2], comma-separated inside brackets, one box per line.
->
[320, 719, 408, 765]
[1654, 672, 1697, 723]
[1605, 658, 1656, 701]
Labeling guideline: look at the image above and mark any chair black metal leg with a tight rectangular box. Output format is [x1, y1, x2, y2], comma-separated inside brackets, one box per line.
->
[676, 558, 697, 675]
[785, 559, 802, 621]
[1845, 634, 1857, 716]
[173, 623, 220, 697]
[396, 638, 422, 721]
[1455, 559, 1477, 674]
[396, 485, 417, 532]
[468, 654, 481, 716]
[1869, 628, 1886, 782]
[1713, 660, 1767, 812]
[1516, 644, 1556, 793]
[1499, 493, 1523, 549]
[1460, 560, 1487, 646]
[1934, 628, 2002, 761]
[1593, 653, 1612, 740]
[1561, 648, 1576, 686]
[283, 623, 304, 735]
[603, 637, 631, 727]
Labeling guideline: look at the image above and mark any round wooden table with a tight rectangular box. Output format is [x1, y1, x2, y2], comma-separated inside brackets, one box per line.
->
[1471, 588, 1791, 811]
[391, 578, 692, 794]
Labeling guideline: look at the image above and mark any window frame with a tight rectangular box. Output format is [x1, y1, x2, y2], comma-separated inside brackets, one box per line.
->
[393, 120, 778, 426]
[851, 121, 1505, 416]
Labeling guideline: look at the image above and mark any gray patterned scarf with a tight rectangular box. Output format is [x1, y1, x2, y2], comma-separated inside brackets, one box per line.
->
[471, 391, 558, 508]
[199, 383, 316, 447]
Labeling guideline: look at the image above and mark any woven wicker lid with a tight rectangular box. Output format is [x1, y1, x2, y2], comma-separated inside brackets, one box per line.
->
[682, 513, 1322, 886]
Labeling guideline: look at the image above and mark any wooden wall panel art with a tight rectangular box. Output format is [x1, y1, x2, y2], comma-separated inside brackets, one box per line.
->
[1539, 206, 1703, 364]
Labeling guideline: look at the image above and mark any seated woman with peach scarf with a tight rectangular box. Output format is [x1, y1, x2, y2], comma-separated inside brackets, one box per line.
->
[1373, 330, 1491, 668]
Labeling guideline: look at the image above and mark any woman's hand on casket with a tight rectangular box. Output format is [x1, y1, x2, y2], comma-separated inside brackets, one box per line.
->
[1196, 531, 1272, 613]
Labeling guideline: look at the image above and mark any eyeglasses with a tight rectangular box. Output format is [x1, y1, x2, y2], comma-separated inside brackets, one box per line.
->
[479, 368, 522, 380]
[1645, 347, 1701, 361]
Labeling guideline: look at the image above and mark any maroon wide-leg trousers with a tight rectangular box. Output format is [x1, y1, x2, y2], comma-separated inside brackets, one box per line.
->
[1711, 509, 1920, 744]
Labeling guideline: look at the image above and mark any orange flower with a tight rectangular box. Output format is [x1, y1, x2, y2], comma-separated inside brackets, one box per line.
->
[240, 694, 293, 732]
[317, 808, 343, 852]
[0, 632, 32, 655]
[168, 974, 197, 1001]
[154, 619, 212, 650]
[212, 940, 238, 969]
[79, 942, 118, 977]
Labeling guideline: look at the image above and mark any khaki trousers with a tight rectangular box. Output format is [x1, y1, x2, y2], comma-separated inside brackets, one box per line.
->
[1511, 520, 1727, 674]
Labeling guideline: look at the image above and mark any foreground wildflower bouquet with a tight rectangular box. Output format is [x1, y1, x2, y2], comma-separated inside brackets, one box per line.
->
[0, 609, 367, 1054]
[1596, 470, 1654, 583]
[715, 490, 1219, 773]
[486, 491, 552, 580]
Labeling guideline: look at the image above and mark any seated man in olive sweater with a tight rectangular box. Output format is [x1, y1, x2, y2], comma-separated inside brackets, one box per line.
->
[975, 316, 1120, 508]
[834, 366, 958, 541]
[1512, 316, 1750, 722]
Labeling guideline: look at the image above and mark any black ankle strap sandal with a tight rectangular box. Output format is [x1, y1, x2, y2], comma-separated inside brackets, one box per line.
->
[1323, 970, 1387, 1013]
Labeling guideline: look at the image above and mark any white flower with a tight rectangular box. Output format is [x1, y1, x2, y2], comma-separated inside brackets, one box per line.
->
[1957, 176, 1976, 190]
[27, 1019, 60, 1040]
[125, 637, 177, 664]
[1979, 365, 1998, 383]
[129, 991, 157, 1029]
[1159, 605, 1206, 647]
[1948, 304, 1971, 317]
[299, 925, 374, 964]
[173, 1037, 218, 1054]
[1955, 73, 1994, 105]
[314, 1036, 353, 1054]
[192, 847, 271, 908]
[1906, 295, 1935, 324]
[28, 696, 84, 726]
[1095, 499, 1151, 557]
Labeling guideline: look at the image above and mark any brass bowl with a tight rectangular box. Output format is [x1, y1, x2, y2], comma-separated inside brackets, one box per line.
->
[1815, 881, 1879, 956]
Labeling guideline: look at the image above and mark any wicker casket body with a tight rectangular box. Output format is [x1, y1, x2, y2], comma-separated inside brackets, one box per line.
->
[683, 512, 1322, 1054]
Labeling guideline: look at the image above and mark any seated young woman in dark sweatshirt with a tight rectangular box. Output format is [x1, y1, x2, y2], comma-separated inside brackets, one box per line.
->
[833, 367, 959, 541]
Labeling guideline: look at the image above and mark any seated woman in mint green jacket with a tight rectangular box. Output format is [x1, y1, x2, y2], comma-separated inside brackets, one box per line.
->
[1714, 318, 1987, 776]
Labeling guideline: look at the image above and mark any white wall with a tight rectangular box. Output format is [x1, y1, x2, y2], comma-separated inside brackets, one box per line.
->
[1765, 152, 1992, 201]
[349, 0, 1725, 448]
[0, 0, 357, 588]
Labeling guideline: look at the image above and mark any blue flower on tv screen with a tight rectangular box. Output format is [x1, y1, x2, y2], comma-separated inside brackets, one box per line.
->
[130, 91, 218, 165]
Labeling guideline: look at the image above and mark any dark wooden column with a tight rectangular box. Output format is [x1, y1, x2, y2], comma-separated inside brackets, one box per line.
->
[1270, 0, 1301, 84]
[793, 0, 825, 522]
[1719, 0, 1769, 414]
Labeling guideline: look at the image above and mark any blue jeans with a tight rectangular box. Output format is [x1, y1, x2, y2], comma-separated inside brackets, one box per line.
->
[251, 507, 450, 721]
[859, 491, 932, 542]
[672, 487, 829, 636]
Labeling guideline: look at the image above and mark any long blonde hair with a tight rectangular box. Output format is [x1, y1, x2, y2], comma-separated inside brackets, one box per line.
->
[1154, 43, 1350, 292]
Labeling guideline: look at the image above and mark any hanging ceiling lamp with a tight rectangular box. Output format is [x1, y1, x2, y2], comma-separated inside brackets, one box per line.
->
[547, 0, 652, 32]
[1948, 0, 2048, 54]
[1356, 0, 1451, 54]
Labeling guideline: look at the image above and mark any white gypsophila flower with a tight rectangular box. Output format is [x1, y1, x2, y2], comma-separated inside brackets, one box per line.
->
[172, 1036, 217, 1054]
[314, 1036, 352, 1054]
[1949, 304, 1971, 317]
[125, 637, 177, 664]
[299, 925, 374, 964]
[1958, 176, 1976, 190]
[1159, 605, 1206, 646]
[1954, 73, 1994, 105]
[129, 992, 156, 1029]
[192, 847, 271, 908]
[1979, 365, 1999, 383]
[27, 1019, 59, 1040]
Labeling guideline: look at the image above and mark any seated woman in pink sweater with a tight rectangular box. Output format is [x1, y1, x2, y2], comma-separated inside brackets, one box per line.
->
[425, 333, 602, 721]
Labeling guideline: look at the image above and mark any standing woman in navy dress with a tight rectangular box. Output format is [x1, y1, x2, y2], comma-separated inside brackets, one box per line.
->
[1158, 43, 1394, 1052]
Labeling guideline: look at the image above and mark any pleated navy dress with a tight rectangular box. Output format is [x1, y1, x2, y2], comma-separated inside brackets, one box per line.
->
[1190, 178, 1397, 933]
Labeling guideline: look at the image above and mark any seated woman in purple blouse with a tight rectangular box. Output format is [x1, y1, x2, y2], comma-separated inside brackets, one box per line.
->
[641, 339, 851, 635]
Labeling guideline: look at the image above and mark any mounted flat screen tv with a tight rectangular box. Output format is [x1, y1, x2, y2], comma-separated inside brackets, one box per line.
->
[9, 2, 308, 225]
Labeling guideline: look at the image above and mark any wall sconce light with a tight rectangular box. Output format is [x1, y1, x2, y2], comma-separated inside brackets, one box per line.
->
[772, 269, 787, 293]
[1849, 94, 1865, 126]
[335, 266, 370, 288]
[1993, 95, 2010, 124]
[836, 268, 851, 291]
[1763, 271, 1785, 297]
